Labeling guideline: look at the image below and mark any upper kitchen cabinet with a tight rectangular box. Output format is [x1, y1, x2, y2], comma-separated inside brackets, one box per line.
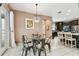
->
[63, 18, 79, 26]
[70, 19, 79, 25]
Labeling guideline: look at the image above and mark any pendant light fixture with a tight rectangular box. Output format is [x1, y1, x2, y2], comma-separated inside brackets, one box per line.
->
[33, 4, 40, 23]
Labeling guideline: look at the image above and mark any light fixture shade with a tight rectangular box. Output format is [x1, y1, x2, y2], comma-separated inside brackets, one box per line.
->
[33, 16, 40, 23]
[33, 4, 41, 23]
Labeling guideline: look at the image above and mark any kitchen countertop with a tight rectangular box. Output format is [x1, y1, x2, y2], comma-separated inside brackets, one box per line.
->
[71, 33, 79, 35]
[61, 32, 79, 35]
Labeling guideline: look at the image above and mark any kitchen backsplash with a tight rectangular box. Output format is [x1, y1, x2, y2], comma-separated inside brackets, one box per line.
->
[72, 25, 79, 33]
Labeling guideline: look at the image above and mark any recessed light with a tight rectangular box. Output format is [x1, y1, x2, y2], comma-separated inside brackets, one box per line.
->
[76, 16, 78, 18]
[57, 11, 62, 14]
[67, 9, 71, 13]
[66, 13, 70, 15]
[63, 17, 66, 20]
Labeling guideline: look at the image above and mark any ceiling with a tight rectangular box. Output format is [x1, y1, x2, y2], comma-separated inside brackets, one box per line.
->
[9, 3, 79, 22]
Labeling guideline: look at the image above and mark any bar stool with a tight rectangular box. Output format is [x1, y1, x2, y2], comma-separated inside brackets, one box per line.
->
[58, 32, 65, 45]
[65, 32, 76, 48]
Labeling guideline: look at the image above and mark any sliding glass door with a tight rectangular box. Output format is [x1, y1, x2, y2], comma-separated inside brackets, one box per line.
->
[0, 5, 10, 55]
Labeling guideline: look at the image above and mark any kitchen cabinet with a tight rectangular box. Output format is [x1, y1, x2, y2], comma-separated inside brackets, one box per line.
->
[64, 19, 79, 26]
[70, 20, 79, 25]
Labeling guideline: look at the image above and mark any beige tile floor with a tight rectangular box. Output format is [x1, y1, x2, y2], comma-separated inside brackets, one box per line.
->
[3, 40, 79, 56]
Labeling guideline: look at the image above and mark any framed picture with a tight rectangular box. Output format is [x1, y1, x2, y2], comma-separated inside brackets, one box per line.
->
[25, 18, 34, 29]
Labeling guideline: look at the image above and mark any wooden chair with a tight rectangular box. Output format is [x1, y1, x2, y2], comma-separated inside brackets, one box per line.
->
[22, 35, 33, 56]
[37, 39, 46, 56]
[44, 36, 52, 52]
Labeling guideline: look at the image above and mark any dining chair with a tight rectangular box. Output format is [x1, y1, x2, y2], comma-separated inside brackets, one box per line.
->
[65, 32, 76, 48]
[37, 39, 46, 56]
[32, 39, 40, 55]
[32, 34, 40, 55]
[32, 34, 47, 56]
[44, 36, 52, 52]
[22, 35, 33, 56]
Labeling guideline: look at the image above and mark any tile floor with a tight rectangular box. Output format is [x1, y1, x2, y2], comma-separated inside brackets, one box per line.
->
[3, 40, 79, 56]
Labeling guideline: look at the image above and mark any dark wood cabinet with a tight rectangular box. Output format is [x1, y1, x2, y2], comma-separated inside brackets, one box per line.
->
[64, 19, 79, 26]
[70, 20, 78, 25]
[63, 22, 69, 26]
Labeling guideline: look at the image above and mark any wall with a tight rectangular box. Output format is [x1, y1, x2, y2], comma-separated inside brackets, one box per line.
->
[45, 19, 52, 37]
[13, 10, 52, 43]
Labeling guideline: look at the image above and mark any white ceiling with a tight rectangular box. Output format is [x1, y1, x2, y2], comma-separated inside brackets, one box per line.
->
[9, 3, 79, 22]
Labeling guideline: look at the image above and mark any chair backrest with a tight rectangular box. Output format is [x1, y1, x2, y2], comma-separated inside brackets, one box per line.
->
[41, 39, 45, 48]
[65, 32, 72, 39]
[22, 35, 26, 43]
[45, 36, 52, 43]
[42, 34, 46, 38]
[32, 34, 41, 39]
[32, 34, 37, 39]
[58, 32, 64, 38]
[22, 35, 29, 47]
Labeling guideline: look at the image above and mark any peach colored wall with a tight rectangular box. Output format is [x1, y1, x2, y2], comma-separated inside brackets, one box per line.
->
[45, 19, 52, 37]
[13, 10, 52, 43]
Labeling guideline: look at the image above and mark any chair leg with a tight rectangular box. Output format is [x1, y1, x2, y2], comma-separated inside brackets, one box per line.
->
[33, 43, 37, 55]
[33, 47, 37, 55]
[22, 48, 25, 56]
[61, 39, 63, 44]
[60, 39, 62, 44]
[44, 48, 47, 56]
[45, 43, 51, 52]
[38, 48, 46, 56]
[71, 41, 73, 48]
[68, 40, 69, 47]
[63, 39, 65, 45]
[38, 49, 41, 56]
[65, 40, 67, 46]
[62, 39, 64, 45]
[25, 49, 28, 56]
[48, 44, 51, 52]
[75, 40, 76, 48]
